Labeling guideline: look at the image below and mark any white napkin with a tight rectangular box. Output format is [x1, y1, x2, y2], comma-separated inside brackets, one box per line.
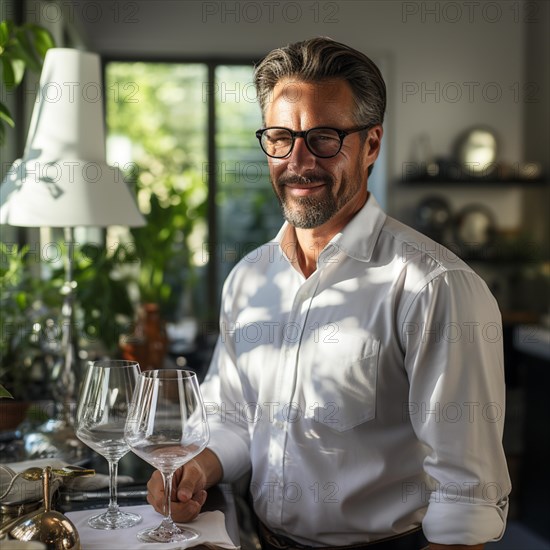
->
[0, 459, 133, 503]
[67, 505, 239, 549]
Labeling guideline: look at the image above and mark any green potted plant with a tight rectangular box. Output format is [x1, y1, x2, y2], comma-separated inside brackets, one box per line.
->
[0, 19, 54, 145]
[0, 240, 138, 429]
[0, 20, 53, 421]
[0, 243, 62, 427]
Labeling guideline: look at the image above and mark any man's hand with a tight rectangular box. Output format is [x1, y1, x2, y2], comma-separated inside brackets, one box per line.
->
[146, 449, 223, 523]
[146, 459, 207, 522]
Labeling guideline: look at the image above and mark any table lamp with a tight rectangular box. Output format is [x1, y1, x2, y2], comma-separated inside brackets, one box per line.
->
[0, 48, 145, 459]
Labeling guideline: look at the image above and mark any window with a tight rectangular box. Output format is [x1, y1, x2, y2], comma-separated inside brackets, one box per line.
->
[214, 64, 282, 291]
[105, 61, 281, 325]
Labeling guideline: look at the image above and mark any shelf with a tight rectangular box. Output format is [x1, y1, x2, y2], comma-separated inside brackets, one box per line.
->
[398, 177, 548, 187]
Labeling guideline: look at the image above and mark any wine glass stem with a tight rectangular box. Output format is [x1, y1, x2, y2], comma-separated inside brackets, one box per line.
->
[162, 471, 174, 524]
[107, 460, 120, 513]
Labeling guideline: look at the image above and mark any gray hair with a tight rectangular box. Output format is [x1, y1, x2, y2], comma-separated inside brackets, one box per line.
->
[254, 37, 386, 128]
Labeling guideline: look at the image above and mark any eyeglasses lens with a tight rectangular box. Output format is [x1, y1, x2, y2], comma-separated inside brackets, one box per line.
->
[306, 129, 341, 157]
[261, 128, 341, 158]
[261, 129, 293, 157]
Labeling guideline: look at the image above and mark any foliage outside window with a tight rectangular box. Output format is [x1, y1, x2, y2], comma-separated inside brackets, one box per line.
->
[106, 63, 208, 321]
[215, 65, 282, 288]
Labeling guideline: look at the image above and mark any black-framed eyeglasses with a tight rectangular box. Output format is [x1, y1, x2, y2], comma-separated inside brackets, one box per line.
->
[255, 125, 372, 159]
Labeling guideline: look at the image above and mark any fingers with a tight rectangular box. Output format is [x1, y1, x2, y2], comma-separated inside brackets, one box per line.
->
[176, 460, 206, 502]
[166, 489, 208, 523]
[145, 489, 205, 523]
[146, 471, 164, 514]
[146, 462, 208, 523]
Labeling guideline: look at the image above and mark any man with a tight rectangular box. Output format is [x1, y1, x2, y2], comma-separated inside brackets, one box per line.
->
[147, 38, 510, 549]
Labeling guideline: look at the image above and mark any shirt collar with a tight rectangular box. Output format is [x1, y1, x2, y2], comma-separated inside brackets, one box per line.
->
[328, 193, 387, 262]
[274, 193, 387, 264]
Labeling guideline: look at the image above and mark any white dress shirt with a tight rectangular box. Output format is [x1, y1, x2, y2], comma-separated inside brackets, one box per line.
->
[203, 194, 510, 546]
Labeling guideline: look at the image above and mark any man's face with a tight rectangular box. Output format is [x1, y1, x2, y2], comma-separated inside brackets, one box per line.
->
[263, 78, 378, 229]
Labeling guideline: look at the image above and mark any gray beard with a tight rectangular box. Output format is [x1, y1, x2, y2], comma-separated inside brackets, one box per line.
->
[273, 160, 365, 229]
[277, 192, 338, 229]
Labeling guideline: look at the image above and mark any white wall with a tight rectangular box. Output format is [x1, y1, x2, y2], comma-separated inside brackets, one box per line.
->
[64, 0, 538, 227]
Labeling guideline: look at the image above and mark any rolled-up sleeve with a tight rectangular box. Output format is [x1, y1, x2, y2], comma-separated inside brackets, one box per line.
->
[403, 268, 511, 545]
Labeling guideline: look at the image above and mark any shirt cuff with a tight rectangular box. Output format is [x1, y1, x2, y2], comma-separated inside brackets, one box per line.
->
[207, 425, 251, 483]
[422, 498, 509, 545]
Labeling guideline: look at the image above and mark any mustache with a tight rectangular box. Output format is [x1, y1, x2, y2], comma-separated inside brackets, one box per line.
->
[277, 172, 333, 187]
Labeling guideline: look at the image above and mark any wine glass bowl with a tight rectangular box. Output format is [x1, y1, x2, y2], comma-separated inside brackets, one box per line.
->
[75, 359, 142, 529]
[125, 369, 210, 543]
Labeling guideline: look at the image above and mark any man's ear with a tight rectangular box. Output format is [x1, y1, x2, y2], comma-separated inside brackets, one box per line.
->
[363, 125, 383, 166]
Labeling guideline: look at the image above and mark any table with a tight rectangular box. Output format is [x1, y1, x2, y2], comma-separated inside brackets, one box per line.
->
[57, 452, 240, 547]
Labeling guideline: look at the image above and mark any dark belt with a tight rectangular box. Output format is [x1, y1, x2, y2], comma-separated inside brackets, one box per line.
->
[258, 523, 429, 550]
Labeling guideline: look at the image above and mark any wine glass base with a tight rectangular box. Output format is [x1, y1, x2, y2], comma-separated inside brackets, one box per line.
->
[87, 509, 142, 530]
[137, 525, 199, 543]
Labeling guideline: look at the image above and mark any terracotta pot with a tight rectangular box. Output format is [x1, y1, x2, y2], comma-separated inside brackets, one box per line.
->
[120, 303, 168, 371]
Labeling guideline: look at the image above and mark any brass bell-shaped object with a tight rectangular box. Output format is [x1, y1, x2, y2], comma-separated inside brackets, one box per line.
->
[2, 466, 93, 550]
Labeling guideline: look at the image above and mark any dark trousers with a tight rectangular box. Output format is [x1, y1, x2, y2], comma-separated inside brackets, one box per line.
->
[258, 523, 429, 550]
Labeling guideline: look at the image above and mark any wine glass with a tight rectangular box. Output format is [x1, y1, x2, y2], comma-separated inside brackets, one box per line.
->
[124, 369, 210, 543]
[75, 359, 142, 529]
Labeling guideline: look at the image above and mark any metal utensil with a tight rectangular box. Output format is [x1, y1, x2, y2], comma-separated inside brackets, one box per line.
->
[0, 466, 95, 501]
[1, 466, 95, 550]
[0, 467, 43, 501]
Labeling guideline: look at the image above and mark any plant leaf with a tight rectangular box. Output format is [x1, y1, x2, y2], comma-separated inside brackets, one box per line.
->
[0, 20, 10, 47]
[1, 56, 26, 89]
[0, 385, 14, 399]
[29, 25, 54, 57]
[11, 58, 25, 86]
[0, 102, 15, 127]
[13, 28, 41, 72]
[1, 57, 15, 88]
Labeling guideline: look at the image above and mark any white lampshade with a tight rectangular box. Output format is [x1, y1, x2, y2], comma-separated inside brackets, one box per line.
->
[0, 48, 145, 227]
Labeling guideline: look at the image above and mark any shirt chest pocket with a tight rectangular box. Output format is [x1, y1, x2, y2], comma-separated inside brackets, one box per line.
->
[301, 333, 380, 432]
